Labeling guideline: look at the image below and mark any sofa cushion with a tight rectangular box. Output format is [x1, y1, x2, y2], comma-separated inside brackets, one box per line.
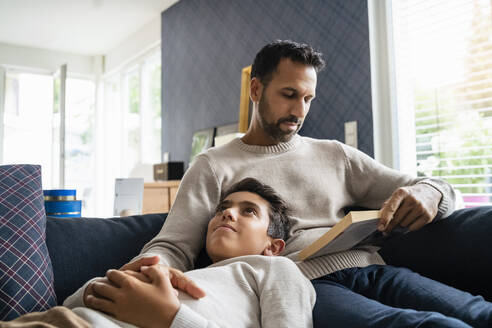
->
[46, 213, 167, 304]
[0, 165, 57, 320]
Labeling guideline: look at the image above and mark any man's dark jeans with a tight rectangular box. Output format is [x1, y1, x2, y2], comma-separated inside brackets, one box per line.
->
[312, 206, 492, 327]
[312, 265, 492, 327]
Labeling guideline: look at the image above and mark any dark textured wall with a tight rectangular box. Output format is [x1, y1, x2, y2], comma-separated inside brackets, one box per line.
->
[161, 0, 373, 166]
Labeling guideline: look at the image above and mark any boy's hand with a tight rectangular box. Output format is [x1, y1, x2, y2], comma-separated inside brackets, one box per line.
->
[84, 277, 110, 306]
[120, 256, 206, 299]
[83, 272, 150, 306]
[83, 256, 158, 304]
[85, 265, 181, 328]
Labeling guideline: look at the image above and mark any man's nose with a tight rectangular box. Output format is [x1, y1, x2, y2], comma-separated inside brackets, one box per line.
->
[291, 99, 307, 118]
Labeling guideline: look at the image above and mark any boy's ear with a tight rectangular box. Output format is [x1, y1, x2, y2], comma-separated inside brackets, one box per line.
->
[262, 239, 285, 256]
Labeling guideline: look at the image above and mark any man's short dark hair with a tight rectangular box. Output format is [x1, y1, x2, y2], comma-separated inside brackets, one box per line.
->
[219, 177, 291, 241]
[251, 40, 325, 87]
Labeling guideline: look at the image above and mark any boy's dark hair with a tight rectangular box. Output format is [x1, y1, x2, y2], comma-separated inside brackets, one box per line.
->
[219, 178, 291, 241]
[251, 40, 325, 87]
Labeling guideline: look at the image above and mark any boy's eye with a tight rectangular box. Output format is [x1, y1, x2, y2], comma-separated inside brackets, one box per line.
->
[243, 207, 257, 215]
[216, 205, 227, 213]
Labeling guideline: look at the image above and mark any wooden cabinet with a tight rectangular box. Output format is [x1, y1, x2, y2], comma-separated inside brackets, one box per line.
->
[143, 180, 180, 214]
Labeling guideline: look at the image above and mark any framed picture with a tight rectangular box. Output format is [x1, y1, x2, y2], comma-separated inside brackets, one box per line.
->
[114, 178, 144, 216]
[215, 123, 238, 137]
[189, 128, 215, 164]
[215, 123, 242, 147]
[238, 65, 252, 133]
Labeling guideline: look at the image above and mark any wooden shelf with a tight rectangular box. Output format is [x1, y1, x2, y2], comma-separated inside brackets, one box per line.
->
[143, 180, 181, 214]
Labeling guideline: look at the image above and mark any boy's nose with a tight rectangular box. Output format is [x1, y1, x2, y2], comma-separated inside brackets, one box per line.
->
[222, 208, 238, 221]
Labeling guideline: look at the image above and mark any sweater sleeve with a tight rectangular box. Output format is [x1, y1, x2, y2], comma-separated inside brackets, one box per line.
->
[63, 278, 98, 309]
[337, 142, 456, 219]
[135, 154, 221, 271]
[170, 304, 220, 328]
[258, 257, 315, 328]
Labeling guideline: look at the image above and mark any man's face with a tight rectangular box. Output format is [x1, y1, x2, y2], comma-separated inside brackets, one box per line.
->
[206, 191, 272, 263]
[255, 58, 317, 143]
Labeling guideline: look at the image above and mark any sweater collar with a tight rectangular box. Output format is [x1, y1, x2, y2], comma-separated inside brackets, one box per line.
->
[235, 134, 301, 154]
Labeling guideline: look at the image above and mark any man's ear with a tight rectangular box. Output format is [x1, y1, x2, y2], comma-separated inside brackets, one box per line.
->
[250, 77, 263, 103]
[262, 239, 285, 256]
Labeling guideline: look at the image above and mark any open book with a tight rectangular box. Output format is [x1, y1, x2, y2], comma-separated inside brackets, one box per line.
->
[299, 210, 387, 261]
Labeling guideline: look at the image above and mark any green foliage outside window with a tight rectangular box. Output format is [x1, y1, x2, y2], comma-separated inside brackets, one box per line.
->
[415, 1, 492, 197]
[129, 73, 139, 114]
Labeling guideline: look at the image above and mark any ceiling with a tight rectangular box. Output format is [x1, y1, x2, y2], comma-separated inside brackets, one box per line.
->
[0, 0, 178, 56]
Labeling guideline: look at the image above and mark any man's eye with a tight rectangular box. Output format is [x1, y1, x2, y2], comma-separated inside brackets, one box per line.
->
[283, 93, 295, 98]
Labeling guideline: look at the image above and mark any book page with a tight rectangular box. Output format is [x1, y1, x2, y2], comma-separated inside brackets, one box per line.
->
[305, 218, 380, 260]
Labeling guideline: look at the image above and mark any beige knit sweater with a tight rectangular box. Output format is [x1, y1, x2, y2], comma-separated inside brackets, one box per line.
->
[138, 135, 455, 279]
[65, 256, 315, 328]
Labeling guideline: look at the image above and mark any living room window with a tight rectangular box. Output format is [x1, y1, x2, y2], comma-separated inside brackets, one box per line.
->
[121, 53, 162, 174]
[124, 68, 142, 176]
[1, 69, 98, 214]
[2, 70, 56, 188]
[390, 0, 492, 207]
[1, 46, 161, 217]
[65, 77, 96, 215]
[96, 49, 162, 216]
[141, 54, 162, 165]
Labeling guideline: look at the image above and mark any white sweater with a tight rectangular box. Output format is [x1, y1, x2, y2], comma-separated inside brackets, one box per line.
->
[137, 136, 455, 279]
[64, 256, 315, 328]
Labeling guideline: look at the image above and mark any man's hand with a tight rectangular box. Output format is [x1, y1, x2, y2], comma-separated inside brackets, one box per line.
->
[85, 265, 181, 328]
[119, 256, 206, 299]
[379, 183, 442, 234]
[84, 256, 205, 307]
[119, 256, 160, 271]
[83, 271, 150, 306]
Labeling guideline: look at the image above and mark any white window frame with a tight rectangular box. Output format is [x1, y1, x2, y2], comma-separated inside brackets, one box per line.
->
[368, 0, 417, 175]
[0, 66, 6, 164]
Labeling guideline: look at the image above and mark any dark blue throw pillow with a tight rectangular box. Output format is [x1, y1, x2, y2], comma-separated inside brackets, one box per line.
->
[0, 165, 57, 320]
[46, 213, 167, 304]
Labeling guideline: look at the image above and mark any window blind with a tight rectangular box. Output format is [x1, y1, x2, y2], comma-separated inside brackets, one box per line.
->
[392, 0, 492, 207]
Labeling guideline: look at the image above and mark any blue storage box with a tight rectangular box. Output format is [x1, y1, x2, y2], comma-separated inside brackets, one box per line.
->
[44, 189, 81, 218]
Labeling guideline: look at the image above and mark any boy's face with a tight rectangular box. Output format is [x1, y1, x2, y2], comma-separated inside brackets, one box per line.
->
[205, 191, 274, 263]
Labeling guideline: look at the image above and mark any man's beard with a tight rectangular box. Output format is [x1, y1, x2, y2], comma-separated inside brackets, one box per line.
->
[258, 94, 303, 143]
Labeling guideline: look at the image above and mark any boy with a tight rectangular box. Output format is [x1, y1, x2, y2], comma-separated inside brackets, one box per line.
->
[64, 178, 315, 328]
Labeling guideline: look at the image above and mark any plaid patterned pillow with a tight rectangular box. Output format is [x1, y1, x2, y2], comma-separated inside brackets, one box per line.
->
[0, 165, 57, 320]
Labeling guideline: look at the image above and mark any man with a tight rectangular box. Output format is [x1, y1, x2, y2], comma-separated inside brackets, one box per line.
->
[87, 40, 492, 327]
[64, 178, 315, 328]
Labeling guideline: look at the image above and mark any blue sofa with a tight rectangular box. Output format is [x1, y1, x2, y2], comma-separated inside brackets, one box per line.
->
[46, 207, 492, 305]
[1, 164, 491, 320]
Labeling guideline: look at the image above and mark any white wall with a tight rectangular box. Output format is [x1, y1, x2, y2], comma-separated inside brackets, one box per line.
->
[104, 15, 162, 75]
[0, 42, 94, 75]
[0, 5, 167, 76]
